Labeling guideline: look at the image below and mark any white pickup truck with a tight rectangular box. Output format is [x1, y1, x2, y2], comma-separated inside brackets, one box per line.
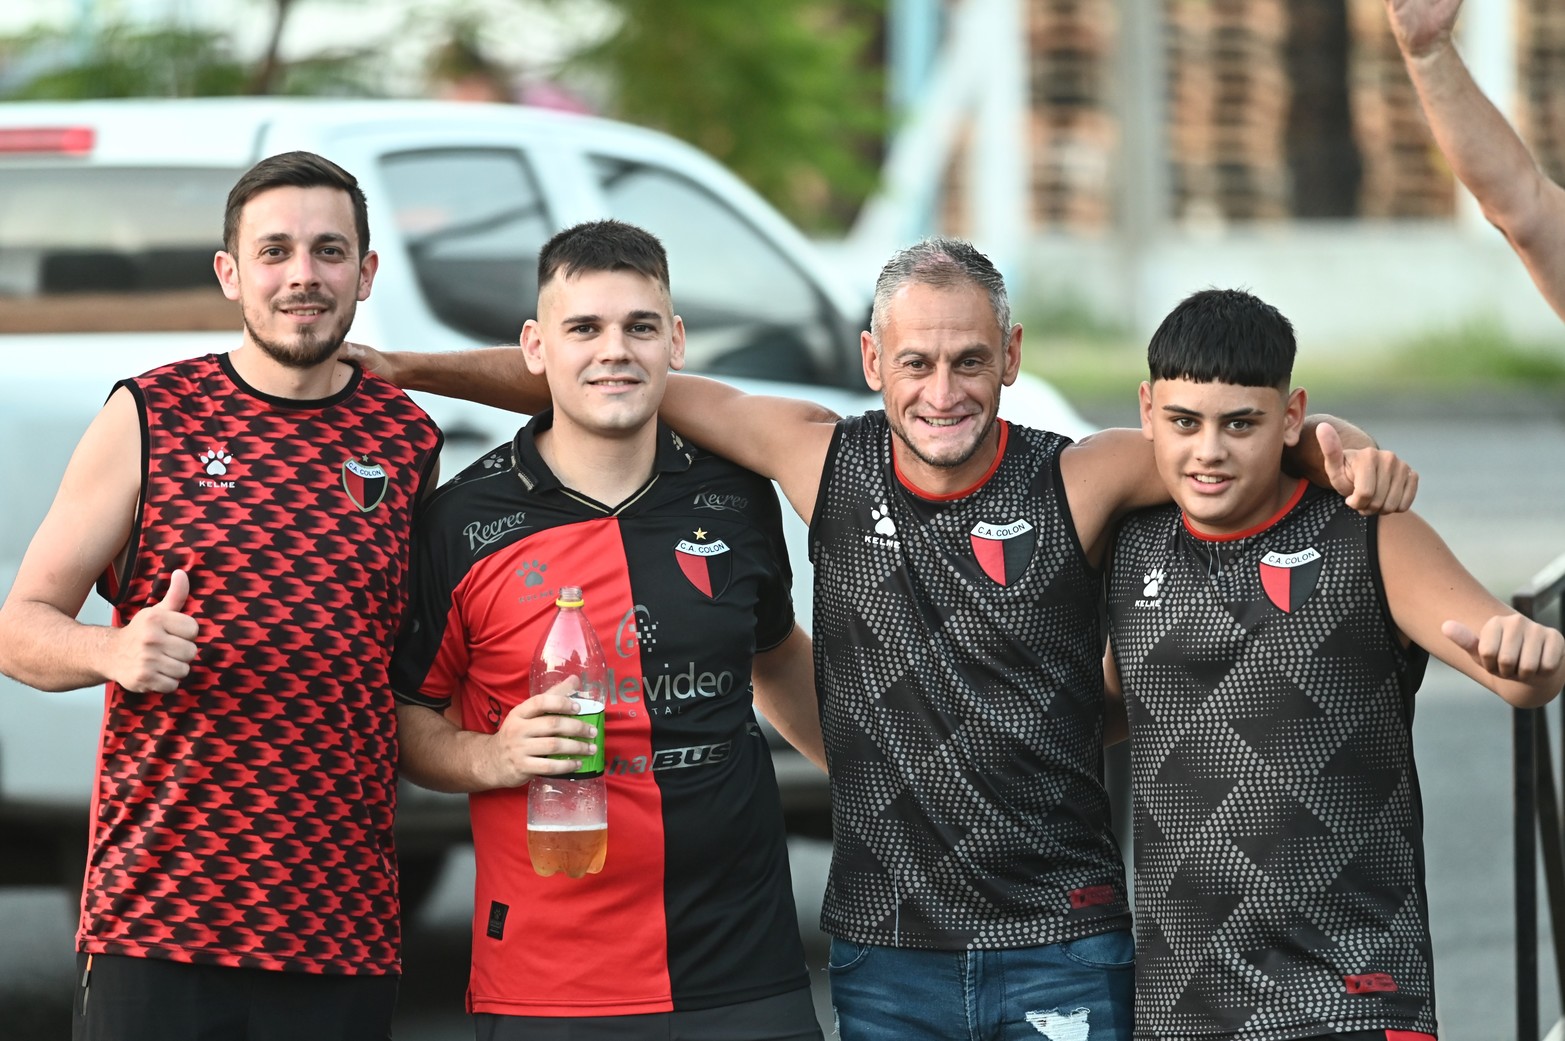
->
[0, 97, 1092, 908]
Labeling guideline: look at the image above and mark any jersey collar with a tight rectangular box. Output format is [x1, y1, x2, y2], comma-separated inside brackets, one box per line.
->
[512, 410, 697, 494]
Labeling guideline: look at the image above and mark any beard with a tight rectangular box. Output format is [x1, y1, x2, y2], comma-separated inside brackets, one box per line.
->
[887, 409, 998, 472]
[241, 295, 355, 371]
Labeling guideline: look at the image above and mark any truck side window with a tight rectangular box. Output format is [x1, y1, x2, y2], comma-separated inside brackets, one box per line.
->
[0, 167, 238, 334]
[590, 157, 841, 387]
[379, 149, 552, 345]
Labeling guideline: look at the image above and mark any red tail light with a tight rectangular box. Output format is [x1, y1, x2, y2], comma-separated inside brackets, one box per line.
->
[0, 127, 95, 155]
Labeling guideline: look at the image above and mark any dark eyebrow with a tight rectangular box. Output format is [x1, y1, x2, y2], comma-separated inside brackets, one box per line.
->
[256, 231, 351, 248]
[560, 310, 663, 326]
[1161, 404, 1266, 420]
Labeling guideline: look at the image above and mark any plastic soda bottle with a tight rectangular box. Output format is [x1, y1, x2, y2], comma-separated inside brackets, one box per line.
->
[526, 586, 608, 878]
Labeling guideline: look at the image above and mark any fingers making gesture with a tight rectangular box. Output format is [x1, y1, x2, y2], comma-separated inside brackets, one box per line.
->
[1316, 423, 1419, 516]
[113, 569, 200, 694]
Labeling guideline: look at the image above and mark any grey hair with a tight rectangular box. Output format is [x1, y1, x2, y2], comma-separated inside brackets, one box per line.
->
[869, 238, 1012, 344]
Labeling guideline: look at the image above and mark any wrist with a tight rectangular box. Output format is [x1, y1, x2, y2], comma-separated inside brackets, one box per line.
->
[1406, 32, 1458, 68]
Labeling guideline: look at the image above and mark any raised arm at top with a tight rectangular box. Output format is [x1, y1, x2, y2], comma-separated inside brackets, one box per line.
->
[1385, 0, 1565, 321]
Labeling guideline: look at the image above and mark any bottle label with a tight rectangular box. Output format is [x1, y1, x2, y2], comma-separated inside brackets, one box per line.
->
[556, 697, 605, 778]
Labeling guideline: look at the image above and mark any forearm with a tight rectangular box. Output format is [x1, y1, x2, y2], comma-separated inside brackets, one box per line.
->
[0, 601, 118, 692]
[752, 627, 827, 772]
[385, 346, 546, 414]
[396, 704, 508, 793]
[1403, 39, 1551, 238]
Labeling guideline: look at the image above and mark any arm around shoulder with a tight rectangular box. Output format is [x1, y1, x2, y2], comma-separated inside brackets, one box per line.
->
[661, 374, 838, 525]
[345, 343, 546, 414]
[1379, 511, 1565, 708]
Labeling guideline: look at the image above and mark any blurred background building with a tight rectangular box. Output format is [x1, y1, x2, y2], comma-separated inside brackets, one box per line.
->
[4, 0, 1565, 351]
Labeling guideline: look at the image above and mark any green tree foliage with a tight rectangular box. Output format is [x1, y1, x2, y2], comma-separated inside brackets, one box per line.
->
[0, 8, 380, 100]
[549, 0, 885, 231]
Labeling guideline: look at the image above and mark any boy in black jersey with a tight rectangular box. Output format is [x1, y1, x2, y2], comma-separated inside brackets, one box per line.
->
[1104, 287, 1565, 1041]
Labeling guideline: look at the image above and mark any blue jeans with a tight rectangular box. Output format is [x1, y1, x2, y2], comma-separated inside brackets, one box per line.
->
[828, 930, 1134, 1041]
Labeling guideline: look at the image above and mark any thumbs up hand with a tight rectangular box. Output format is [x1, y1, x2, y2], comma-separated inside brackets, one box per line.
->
[1316, 423, 1418, 515]
[1442, 614, 1565, 683]
[114, 569, 200, 693]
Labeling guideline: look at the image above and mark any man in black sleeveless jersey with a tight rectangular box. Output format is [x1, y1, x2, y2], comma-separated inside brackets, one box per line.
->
[389, 220, 827, 1041]
[0, 153, 443, 1039]
[1105, 288, 1565, 1041]
[345, 239, 1416, 1041]
[1385, 0, 1565, 326]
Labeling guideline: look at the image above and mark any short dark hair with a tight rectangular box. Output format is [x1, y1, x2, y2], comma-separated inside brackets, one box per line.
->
[870, 237, 1010, 344]
[1147, 288, 1296, 389]
[223, 151, 370, 257]
[537, 220, 670, 294]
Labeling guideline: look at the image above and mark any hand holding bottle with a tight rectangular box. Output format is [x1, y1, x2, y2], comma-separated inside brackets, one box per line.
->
[481, 679, 600, 789]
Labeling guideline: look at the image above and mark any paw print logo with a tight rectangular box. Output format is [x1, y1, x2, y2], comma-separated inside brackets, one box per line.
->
[199, 448, 233, 476]
[1142, 567, 1166, 598]
[870, 503, 897, 537]
[481, 452, 505, 470]
[516, 561, 547, 587]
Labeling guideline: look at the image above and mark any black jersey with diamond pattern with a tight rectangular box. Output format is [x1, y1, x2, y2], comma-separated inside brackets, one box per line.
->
[810, 412, 1129, 950]
[389, 413, 805, 1016]
[82, 354, 441, 975]
[1107, 481, 1435, 1040]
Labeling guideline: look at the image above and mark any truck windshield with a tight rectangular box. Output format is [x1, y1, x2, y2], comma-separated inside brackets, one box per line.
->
[0, 166, 241, 334]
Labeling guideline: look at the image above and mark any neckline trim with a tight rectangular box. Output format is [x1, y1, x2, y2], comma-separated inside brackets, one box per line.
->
[1182, 477, 1309, 542]
[895, 420, 1010, 501]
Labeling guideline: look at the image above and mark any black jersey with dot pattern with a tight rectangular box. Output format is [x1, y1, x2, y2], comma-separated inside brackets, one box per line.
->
[1108, 483, 1436, 1040]
[811, 412, 1129, 950]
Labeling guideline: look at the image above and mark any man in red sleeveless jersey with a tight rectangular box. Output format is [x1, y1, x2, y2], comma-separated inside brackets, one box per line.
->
[387, 220, 825, 1041]
[1104, 287, 1564, 1041]
[0, 151, 443, 1041]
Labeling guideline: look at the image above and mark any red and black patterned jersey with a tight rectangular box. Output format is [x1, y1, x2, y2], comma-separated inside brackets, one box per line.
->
[1107, 480, 1436, 1041]
[84, 353, 441, 975]
[390, 412, 808, 1017]
[810, 412, 1129, 950]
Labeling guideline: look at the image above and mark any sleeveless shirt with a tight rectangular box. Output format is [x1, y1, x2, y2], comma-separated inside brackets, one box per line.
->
[811, 412, 1129, 949]
[83, 353, 441, 974]
[1108, 481, 1436, 1039]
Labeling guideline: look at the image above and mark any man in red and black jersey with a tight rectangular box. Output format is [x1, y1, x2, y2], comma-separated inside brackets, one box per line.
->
[388, 220, 826, 1041]
[1105, 288, 1565, 1041]
[0, 152, 442, 1041]
[351, 240, 1427, 1041]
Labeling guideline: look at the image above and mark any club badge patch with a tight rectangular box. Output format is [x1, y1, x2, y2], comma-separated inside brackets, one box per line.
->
[1259, 547, 1322, 614]
[342, 456, 389, 512]
[675, 530, 732, 599]
[970, 519, 1035, 587]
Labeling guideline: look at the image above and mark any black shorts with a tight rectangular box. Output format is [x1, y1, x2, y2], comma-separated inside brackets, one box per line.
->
[474, 987, 824, 1041]
[72, 952, 399, 1041]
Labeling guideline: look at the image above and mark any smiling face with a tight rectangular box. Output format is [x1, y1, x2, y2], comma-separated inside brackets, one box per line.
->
[214, 184, 376, 370]
[521, 267, 685, 442]
[1140, 376, 1307, 536]
[861, 280, 1022, 495]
